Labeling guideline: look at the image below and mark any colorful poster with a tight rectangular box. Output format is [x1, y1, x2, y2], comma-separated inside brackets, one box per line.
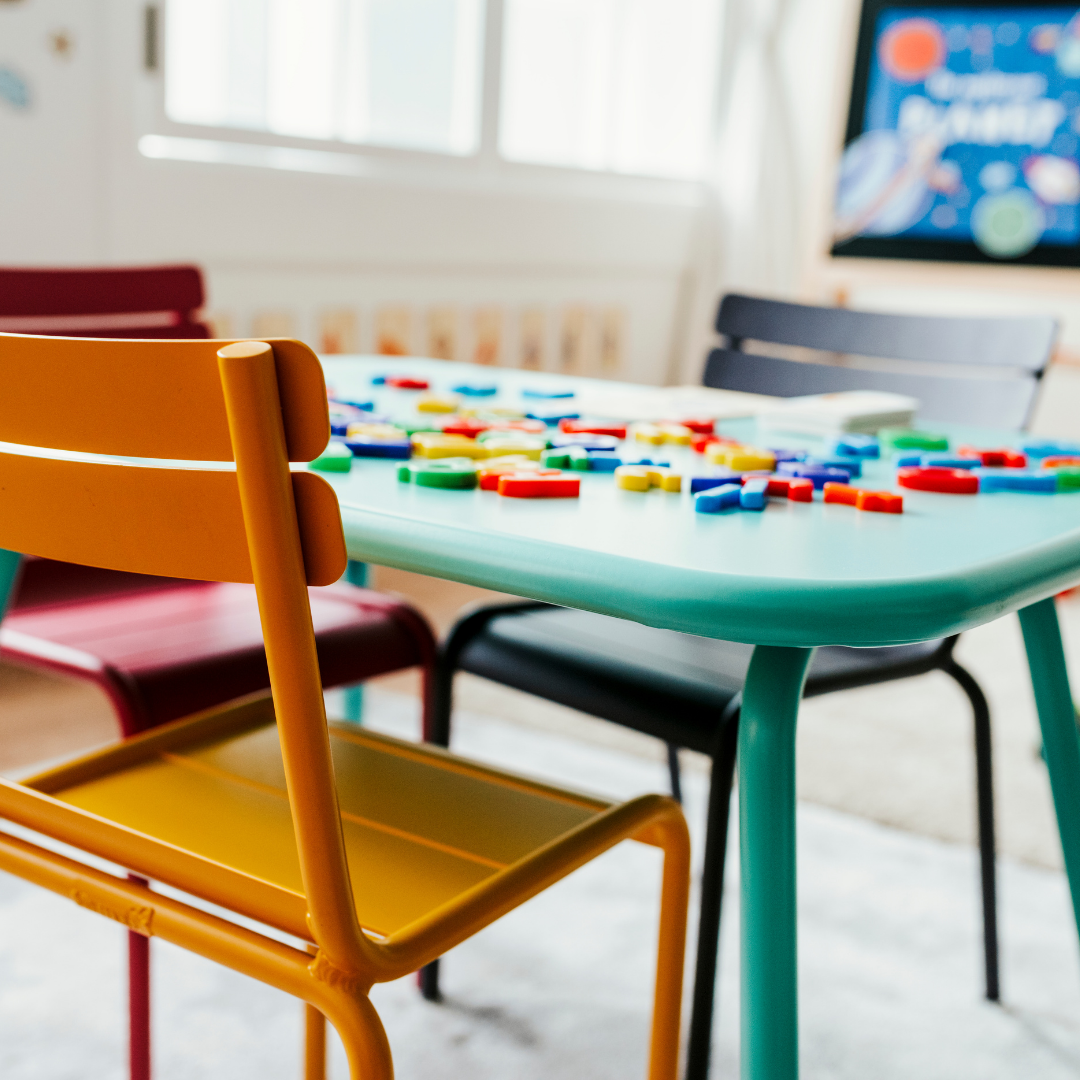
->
[519, 308, 546, 370]
[473, 307, 502, 365]
[318, 309, 359, 355]
[251, 310, 297, 338]
[599, 307, 625, 375]
[560, 307, 591, 374]
[375, 306, 412, 356]
[427, 307, 458, 360]
[836, 7, 1080, 257]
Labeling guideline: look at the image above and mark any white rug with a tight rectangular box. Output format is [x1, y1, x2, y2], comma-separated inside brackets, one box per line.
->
[2, 689, 1080, 1079]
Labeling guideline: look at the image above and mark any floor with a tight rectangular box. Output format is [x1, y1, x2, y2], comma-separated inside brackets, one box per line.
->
[2, 570, 1080, 1077]
[3, 690, 1080, 1079]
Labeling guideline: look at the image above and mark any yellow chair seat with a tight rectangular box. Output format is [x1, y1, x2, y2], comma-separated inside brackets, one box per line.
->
[25, 696, 608, 941]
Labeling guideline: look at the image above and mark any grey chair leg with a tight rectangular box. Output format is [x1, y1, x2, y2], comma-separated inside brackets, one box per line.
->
[944, 660, 1000, 1002]
[684, 706, 740, 1080]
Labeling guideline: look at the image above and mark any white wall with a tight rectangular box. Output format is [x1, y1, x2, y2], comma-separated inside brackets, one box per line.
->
[0, 0, 708, 384]
[0, 0, 108, 260]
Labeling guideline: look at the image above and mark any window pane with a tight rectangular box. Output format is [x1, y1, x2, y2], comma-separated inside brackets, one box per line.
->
[165, 0, 233, 128]
[499, 0, 721, 180]
[366, 0, 484, 153]
[267, 0, 337, 140]
[164, 0, 485, 155]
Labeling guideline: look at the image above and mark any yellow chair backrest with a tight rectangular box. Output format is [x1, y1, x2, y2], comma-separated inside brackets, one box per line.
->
[0, 333, 374, 978]
[0, 334, 342, 583]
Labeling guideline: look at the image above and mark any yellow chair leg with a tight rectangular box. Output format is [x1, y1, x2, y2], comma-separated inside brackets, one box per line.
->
[320, 990, 394, 1080]
[646, 814, 692, 1080]
[304, 1003, 327, 1080]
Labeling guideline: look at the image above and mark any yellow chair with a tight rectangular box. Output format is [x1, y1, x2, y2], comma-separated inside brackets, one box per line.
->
[0, 333, 690, 1080]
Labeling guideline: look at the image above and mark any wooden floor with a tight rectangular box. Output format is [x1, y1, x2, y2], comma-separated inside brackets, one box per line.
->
[1, 568, 1076, 873]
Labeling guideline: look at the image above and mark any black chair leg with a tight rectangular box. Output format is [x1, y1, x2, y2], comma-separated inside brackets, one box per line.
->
[419, 957, 442, 1002]
[684, 708, 739, 1080]
[667, 742, 683, 804]
[428, 650, 455, 750]
[945, 660, 1000, 1002]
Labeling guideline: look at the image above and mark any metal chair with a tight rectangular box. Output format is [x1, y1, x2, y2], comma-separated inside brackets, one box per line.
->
[423, 293, 1059, 1080]
[0, 289, 440, 1080]
[0, 333, 691, 1080]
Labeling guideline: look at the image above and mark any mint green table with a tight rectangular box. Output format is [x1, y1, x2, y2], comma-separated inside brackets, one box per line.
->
[324, 356, 1080, 1080]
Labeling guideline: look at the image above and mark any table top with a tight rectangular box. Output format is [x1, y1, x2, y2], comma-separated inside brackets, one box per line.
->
[320, 356, 1080, 648]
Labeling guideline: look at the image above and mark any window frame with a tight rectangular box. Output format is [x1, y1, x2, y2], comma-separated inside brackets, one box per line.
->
[139, 0, 713, 205]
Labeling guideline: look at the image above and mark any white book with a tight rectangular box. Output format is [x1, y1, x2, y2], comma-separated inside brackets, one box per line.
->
[757, 390, 919, 436]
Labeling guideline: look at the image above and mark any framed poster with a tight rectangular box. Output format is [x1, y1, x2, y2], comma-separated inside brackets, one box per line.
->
[833, 1, 1080, 265]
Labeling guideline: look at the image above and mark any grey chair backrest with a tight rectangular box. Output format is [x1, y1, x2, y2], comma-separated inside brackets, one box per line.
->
[703, 293, 1058, 429]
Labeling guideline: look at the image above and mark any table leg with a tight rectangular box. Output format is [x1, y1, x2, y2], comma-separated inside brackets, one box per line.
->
[0, 549, 21, 618]
[342, 560, 369, 722]
[1018, 598, 1080, 947]
[739, 645, 814, 1080]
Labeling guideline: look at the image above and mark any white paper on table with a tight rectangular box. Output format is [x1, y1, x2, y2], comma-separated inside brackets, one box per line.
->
[756, 390, 920, 436]
[573, 384, 777, 423]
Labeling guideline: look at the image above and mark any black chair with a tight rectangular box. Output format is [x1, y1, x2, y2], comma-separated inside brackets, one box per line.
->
[422, 293, 1058, 1080]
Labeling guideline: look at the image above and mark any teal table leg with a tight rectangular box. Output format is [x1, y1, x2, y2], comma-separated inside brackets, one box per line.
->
[0, 548, 22, 620]
[1019, 598, 1080, 947]
[345, 561, 370, 589]
[342, 560, 370, 723]
[740, 644, 815, 1080]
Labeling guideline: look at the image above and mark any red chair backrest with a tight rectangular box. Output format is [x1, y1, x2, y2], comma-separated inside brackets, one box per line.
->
[0, 265, 211, 339]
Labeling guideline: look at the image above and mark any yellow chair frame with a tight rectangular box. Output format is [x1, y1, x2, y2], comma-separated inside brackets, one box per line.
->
[0, 334, 690, 1079]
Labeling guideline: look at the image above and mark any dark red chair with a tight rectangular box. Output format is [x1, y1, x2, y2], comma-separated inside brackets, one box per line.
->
[0, 266, 438, 1080]
[0, 264, 211, 338]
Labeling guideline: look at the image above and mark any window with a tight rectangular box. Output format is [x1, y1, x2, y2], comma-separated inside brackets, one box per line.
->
[159, 0, 720, 181]
[165, 0, 485, 155]
[499, 0, 721, 179]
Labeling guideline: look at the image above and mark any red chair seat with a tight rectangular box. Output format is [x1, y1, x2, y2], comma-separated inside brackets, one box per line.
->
[1, 581, 434, 736]
[10, 556, 187, 611]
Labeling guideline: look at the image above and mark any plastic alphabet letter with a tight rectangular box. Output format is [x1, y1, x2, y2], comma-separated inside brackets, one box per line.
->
[497, 472, 581, 497]
[896, 466, 979, 494]
[694, 484, 742, 513]
[740, 477, 769, 510]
